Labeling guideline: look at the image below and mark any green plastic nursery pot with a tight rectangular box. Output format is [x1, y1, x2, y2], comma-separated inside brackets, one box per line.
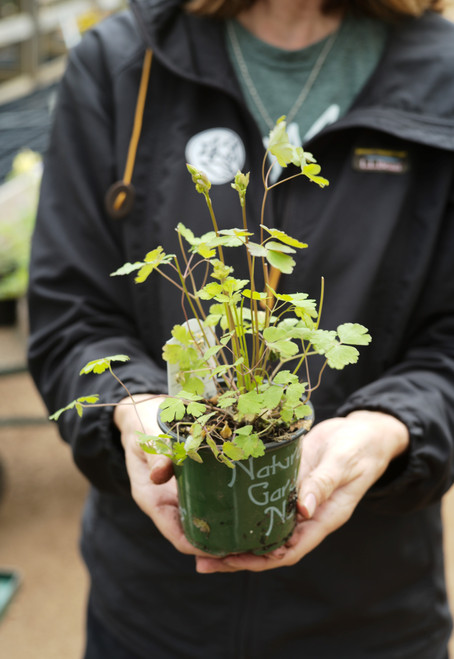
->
[158, 413, 313, 556]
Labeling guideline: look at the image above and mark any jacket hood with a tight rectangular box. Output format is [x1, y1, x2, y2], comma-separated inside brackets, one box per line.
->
[129, 0, 454, 151]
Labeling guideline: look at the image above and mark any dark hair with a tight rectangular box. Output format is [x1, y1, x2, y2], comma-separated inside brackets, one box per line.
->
[185, 0, 445, 20]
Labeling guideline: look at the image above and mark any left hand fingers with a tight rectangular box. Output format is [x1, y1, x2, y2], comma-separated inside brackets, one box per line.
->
[196, 413, 410, 574]
[296, 413, 405, 520]
[196, 487, 357, 574]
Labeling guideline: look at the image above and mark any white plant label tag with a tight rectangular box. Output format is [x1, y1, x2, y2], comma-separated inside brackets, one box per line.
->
[166, 318, 217, 399]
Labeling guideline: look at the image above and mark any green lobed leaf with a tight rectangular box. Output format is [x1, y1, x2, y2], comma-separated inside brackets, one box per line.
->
[266, 249, 296, 275]
[171, 324, 195, 346]
[204, 312, 222, 328]
[224, 277, 249, 294]
[290, 145, 308, 169]
[211, 259, 233, 281]
[172, 442, 188, 464]
[197, 244, 216, 259]
[179, 375, 205, 396]
[190, 421, 204, 440]
[206, 434, 220, 458]
[242, 289, 268, 300]
[194, 412, 215, 426]
[134, 263, 154, 283]
[235, 424, 254, 436]
[261, 225, 308, 249]
[337, 323, 372, 346]
[198, 281, 222, 300]
[162, 342, 184, 364]
[80, 355, 129, 375]
[110, 261, 144, 277]
[284, 382, 307, 404]
[247, 242, 268, 258]
[308, 329, 338, 354]
[279, 405, 294, 424]
[159, 398, 186, 422]
[137, 433, 173, 459]
[187, 450, 204, 463]
[135, 247, 172, 283]
[263, 326, 286, 342]
[294, 403, 313, 420]
[265, 241, 296, 254]
[273, 370, 298, 385]
[302, 163, 329, 188]
[263, 327, 300, 357]
[184, 433, 203, 453]
[187, 401, 207, 418]
[264, 338, 299, 359]
[217, 392, 237, 409]
[276, 318, 301, 333]
[177, 223, 197, 245]
[237, 390, 263, 416]
[261, 385, 284, 410]
[267, 118, 295, 167]
[234, 433, 266, 458]
[202, 344, 223, 361]
[325, 344, 360, 369]
[273, 293, 318, 323]
[49, 394, 101, 421]
[176, 390, 204, 401]
[223, 441, 245, 461]
[218, 453, 236, 469]
[217, 229, 246, 247]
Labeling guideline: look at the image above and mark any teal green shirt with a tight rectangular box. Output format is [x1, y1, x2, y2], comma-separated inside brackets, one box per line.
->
[226, 14, 389, 178]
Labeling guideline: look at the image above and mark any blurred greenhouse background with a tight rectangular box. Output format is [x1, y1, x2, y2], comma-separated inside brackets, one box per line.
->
[0, 5, 126, 653]
[0, 0, 124, 325]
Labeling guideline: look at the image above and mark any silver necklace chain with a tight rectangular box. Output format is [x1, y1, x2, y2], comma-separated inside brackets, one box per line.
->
[227, 20, 339, 130]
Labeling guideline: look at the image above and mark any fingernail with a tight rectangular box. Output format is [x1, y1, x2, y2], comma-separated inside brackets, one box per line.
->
[301, 492, 317, 519]
[150, 459, 168, 483]
[196, 561, 212, 574]
[268, 548, 286, 559]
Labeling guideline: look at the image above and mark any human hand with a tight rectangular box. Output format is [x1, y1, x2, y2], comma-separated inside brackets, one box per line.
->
[114, 394, 210, 556]
[196, 410, 409, 573]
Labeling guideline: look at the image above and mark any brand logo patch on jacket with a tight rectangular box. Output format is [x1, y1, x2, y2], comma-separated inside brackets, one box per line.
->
[353, 148, 409, 174]
[185, 128, 246, 185]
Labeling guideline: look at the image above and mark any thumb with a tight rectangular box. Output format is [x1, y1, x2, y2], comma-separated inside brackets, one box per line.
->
[147, 454, 174, 484]
[298, 470, 338, 519]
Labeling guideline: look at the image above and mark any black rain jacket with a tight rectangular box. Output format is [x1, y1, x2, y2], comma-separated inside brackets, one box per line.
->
[28, 2, 454, 657]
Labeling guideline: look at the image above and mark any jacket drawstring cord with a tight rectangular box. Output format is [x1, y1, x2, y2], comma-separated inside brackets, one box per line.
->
[105, 48, 153, 219]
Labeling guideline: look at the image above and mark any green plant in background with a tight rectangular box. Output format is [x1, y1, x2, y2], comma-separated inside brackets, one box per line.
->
[0, 149, 42, 301]
[51, 117, 371, 468]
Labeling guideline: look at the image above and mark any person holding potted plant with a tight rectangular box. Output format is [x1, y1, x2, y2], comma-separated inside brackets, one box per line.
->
[28, 0, 454, 657]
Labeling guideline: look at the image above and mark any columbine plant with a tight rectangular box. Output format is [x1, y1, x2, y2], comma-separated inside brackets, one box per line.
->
[51, 117, 371, 468]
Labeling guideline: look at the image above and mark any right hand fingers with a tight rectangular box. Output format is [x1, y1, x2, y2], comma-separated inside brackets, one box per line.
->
[115, 394, 215, 557]
[147, 455, 174, 484]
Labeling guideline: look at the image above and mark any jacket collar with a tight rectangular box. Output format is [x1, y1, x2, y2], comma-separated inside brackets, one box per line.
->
[341, 12, 454, 151]
[130, 1, 454, 151]
[130, 0, 240, 95]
